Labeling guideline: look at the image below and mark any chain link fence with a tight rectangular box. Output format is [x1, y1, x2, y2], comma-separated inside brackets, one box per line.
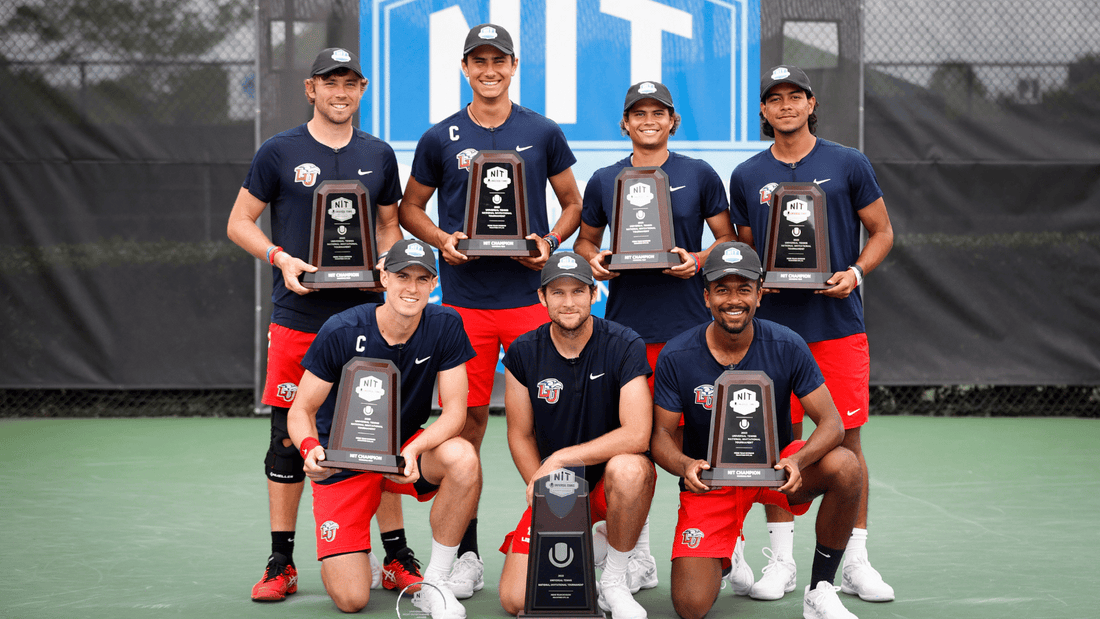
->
[2, 0, 1096, 418]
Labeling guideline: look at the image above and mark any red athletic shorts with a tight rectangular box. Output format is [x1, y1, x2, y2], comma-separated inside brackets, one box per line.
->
[645, 342, 665, 394]
[262, 323, 315, 407]
[446, 303, 549, 407]
[790, 333, 869, 429]
[499, 461, 657, 556]
[311, 431, 438, 560]
[671, 441, 811, 567]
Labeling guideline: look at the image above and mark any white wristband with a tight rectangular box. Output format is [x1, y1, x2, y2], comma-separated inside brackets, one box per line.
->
[848, 265, 864, 286]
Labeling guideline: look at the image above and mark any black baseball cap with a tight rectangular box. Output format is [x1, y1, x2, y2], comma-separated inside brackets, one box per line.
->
[760, 65, 813, 101]
[702, 242, 763, 282]
[540, 252, 594, 287]
[463, 24, 514, 56]
[384, 239, 437, 276]
[623, 81, 675, 112]
[310, 48, 364, 79]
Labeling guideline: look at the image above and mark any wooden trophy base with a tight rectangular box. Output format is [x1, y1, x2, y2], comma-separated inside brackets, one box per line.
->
[608, 252, 680, 270]
[320, 451, 405, 474]
[762, 271, 831, 290]
[457, 238, 540, 257]
[700, 466, 787, 488]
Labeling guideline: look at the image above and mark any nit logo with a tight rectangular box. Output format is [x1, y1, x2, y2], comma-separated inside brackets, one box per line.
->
[355, 375, 385, 403]
[783, 198, 811, 224]
[483, 166, 512, 191]
[294, 163, 320, 187]
[276, 382, 298, 402]
[537, 378, 564, 404]
[693, 384, 715, 410]
[627, 182, 654, 207]
[731, 388, 760, 415]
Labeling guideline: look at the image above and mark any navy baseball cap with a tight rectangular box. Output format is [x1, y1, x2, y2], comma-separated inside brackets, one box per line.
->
[310, 48, 364, 79]
[623, 81, 675, 112]
[385, 239, 437, 276]
[541, 252, 594, 287]
[463, 24, 514, 56]
[702, 242, 763, 282]
[760, 65, 813, 101]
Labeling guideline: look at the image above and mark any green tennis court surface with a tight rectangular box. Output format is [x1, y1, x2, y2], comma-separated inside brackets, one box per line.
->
[1, 416, 1096, 618]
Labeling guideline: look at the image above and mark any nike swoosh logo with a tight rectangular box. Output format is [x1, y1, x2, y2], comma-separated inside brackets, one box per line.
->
[670, 185, 686, 192]
[847, 408, 860, 416]
[358, 169, 373, 175]
[813, 178, 830, 184]
[590, 373, 604, 380]
[516, 145, 534, 152]
[415, 356, 431, 364]
[816, 549, 832, 558]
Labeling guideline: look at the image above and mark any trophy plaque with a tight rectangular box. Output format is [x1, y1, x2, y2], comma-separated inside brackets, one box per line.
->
[457, 150, 539, 257]
[519, 467, 603, 619]
[699, 370, 787, 488]
[608, 167, 679, 270]
[323, 357, 405, 474]
[762, 182, 831, 289]
[301, 180, 382, 290]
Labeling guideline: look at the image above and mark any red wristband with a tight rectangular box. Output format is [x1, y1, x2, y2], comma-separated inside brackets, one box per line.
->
[267, 245, 284, 265]
[299, 437, 320, 460]
[690, 252, 701, 273]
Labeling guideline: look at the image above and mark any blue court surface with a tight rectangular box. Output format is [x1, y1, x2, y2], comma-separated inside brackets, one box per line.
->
[1, 415, 1096, 618]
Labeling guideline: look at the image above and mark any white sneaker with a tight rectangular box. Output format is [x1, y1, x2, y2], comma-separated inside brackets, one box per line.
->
[723, 537, 754, 595]
[841, 549, 894, 602]
[749, 547, 797, 600]
[598, 572, 647, 619]
[439, 551, 484, 600]
[803, 581, 858, 619]
[593, 522, 609, 569]
[412, 581, 466, 619]
[369, 551, 383, 589]
[626, 552, 658, 593]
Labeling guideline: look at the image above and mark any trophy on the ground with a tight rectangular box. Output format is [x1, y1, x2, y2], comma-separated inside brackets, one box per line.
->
[699, 370, 787, 488]
[519, 465, 604, 619]
[456, 150, 539, 257]
[608, 167, 680, 270]
[762, 181, 831, 289]
[301, 180, 382, 290]
[322, 357, 405, 474]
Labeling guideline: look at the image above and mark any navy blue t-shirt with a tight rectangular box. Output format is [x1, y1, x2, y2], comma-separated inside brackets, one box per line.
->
[729, 139, 883, 342]
[654, 319, 823, 489]
[503, 317, 651, 484]
[410, 105, 577, 309]
[582, 152, 730, 343]
[301, 303, 475, 447]
[243, 124, 403, 332]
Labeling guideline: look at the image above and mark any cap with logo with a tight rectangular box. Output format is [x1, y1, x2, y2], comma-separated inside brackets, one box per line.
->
[760, 65, 813, 101]
[540, 252, 595, 286]
[463, 23, 515, 56]
[384, 239, 437, 276]
[702, 241, 763, 282]
[623, 81, 675, 112]
[310, 48, 364, 79]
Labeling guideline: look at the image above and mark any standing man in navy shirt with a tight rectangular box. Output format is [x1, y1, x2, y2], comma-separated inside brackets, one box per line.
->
[498, 253, 654, 619]
[226, 47, 403, 602]
[399, 23, 584, 595]
[287, 239, 479, 619]
[651, 242, 863, 619]
[728, 65, 895, 603]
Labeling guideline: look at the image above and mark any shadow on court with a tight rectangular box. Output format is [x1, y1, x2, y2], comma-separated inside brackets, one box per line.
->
[1, 415, 1095, 618]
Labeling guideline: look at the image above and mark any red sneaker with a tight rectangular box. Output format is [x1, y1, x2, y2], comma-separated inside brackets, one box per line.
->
[382, 547, 423, 593]
[251, 555, 298, 602]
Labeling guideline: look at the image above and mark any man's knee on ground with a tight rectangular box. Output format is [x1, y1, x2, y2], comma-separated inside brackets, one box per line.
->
[672, 590, 713, 619]
[326, 585, 370, 613]
[499, 585, 525, 616]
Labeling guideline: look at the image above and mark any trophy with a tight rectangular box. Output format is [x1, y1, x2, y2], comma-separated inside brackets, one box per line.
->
[519, 466, 603, 619]
[322, 357, 405, 474]
[762, 182, 831, 289]
[456, 150, 539, 257]
[300, 180, 383, 290]
[608, 167, 679, 270]
[699, 371, 787, 488]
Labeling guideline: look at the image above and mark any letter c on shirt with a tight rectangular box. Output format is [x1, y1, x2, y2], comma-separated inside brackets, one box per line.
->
[449, 126, 459, 141]
[355, 335, 366, 352]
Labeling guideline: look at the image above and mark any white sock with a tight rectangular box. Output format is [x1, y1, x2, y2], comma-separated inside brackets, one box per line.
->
[767, 521, 795, 558]
[846, 527, 868, 554]
[423, 538, 459, 583]
[604, 545, 631, 579]
[633, 517, 651, 556]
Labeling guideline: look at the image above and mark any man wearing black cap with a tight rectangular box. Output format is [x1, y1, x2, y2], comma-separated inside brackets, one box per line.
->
[498, 252, 654, 619]
[227, 47, 405, 601]
[398, 23, 585, 597]
[287, 239, 479, 618]
[728, 64, 895, 603]
[651, 241, 864, 619]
